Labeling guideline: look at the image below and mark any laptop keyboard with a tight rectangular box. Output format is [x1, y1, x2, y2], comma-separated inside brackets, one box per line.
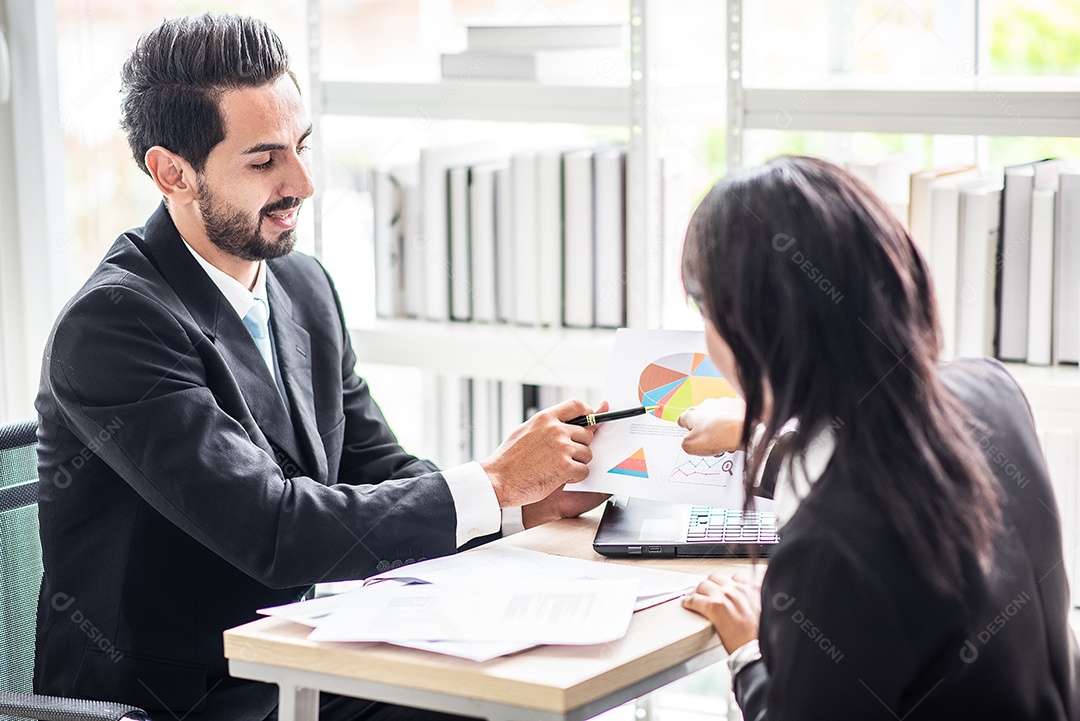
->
[686, 507, 780, 544]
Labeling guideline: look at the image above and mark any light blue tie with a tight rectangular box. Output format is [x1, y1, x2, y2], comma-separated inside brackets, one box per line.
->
[243, 297, 276, 380]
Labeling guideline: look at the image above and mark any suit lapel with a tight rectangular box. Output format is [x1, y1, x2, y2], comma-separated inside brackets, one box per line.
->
[266, 268, 327, 484]
[138, 203, 308, 477]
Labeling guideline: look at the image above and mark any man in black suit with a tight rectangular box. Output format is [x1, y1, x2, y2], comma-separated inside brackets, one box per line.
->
[34, 14, 605, 719]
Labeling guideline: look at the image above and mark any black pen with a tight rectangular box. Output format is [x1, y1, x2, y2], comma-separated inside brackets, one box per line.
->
[566, 405, 660, 427]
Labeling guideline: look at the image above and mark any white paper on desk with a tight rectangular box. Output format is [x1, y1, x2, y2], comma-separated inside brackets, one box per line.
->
[258, 593, 345, 627]
[567, 328, 749, 507]
[367, 545, 701, 607]
[258, 590, 536, 662]
[257, 580, 415, 627]
[307, 578, 639, 645]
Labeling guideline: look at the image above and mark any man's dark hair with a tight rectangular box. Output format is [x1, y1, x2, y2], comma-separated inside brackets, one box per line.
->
[120, 14, 292, 177]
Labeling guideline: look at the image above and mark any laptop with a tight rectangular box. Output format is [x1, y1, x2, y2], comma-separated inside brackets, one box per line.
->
[592, 498, 780, 558]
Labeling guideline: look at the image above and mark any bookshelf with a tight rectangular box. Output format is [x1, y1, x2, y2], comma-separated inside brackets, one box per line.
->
[723, 0, 1080, 432]
[306, 0, 719, 385]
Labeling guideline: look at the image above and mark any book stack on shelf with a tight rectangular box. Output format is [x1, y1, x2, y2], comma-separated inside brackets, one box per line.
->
[905, 158, 1080, 367]
[371, 142, 629, 331]
[440, 23, 625, 82]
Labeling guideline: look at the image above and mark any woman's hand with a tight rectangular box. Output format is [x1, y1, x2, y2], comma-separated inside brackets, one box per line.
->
[682, 572, 762, 652]
[677, 396, 747, 456]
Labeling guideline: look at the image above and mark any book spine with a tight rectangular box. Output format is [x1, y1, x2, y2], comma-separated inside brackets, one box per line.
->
[536, 151, 563, 327]
[998, 170, 1036, 361]
[511, 153, 539, 326]
[448, 166, 472, 321]
[1026, 187, 1057, 366]
[1055, 173, 1080, 364]
[957, 187, 1001, 358]
[469, 165, 498, 323]
[562, 149, 596, 328]
[371, 167, 402, 318]
[929, 183, 961, 359]
[419, 155, 451, 322]
[593, 147, 627, 329]
[401, 181, 424, 319]
[494, 165, 515, 324]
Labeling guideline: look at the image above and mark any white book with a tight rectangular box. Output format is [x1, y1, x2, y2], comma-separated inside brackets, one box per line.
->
[371, 166, 404, 318]
[562, 148, 596, 328]
[466, 23, 624, 52]
[457, 376, 473, 466]
[469, 162, 504, 323]
[593, 146, 627, 329]
[956, 180, 1002, 358]
[1054, 172, 1080, 364]
[401, 177, 423, 319]
[498, 381, 525, 441]
[486, 379, 502, 458]
[999, 163, 1038, 361]
[999, 159, 1068, 361]
[536, 150, 564, 327]
[419, 143, 501, 322]
[448, 165, 471, 321]
[908, 165, 978, 257]
[1027, 186, 1057, 366]
[511, 152, 539, 326]
[494, 165, 514, 324]
[440, 48, 621, 82]
[929, 171, 982, 360]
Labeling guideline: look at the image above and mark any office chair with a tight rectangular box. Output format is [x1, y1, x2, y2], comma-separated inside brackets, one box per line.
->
[0, 420, 147, 721]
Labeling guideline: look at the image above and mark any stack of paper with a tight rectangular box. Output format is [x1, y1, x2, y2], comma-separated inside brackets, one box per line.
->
[259, 546, 701, 662]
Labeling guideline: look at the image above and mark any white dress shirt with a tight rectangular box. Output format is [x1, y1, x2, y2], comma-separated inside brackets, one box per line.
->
[181, 240, 506, 546]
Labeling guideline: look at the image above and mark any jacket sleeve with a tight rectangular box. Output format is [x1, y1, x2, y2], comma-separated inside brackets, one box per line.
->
[44, 282, 459, 588]
[737, 528, 910, 721]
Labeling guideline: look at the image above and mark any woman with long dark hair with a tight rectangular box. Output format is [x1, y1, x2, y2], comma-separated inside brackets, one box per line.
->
[678, 156, 1079, 719]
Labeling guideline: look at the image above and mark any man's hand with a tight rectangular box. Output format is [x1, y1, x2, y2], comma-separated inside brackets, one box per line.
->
[681, 572, 762, 652]
[677, 396, 747, 456]
[480, 399, 602, 508]
[521, 486, 610, 529]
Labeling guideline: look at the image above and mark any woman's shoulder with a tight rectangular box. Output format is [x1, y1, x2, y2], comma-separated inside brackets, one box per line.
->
[939, 356, 1033, 420]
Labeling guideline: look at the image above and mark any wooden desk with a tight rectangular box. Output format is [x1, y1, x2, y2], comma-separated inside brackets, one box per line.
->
[223, 514, 758, 721]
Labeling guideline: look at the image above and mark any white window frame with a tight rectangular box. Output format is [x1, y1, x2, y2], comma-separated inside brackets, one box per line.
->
[0, 0, 67, 422]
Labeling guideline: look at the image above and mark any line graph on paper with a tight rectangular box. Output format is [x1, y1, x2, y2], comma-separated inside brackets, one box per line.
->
[665, 452, 744, 487]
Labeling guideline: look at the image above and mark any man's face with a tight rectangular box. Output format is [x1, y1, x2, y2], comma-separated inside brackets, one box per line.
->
[193, 74, 314, 261]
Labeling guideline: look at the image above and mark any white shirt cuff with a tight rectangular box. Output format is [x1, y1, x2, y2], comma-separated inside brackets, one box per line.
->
[726, 638, 762, 682]
[442, 461, 502, 547]
[501, 505, 525, 536]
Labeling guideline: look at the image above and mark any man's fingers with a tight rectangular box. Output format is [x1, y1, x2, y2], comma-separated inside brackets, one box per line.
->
[550, 398, 594, 422]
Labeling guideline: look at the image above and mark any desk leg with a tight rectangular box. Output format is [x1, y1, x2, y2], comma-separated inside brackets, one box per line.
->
[277, 685, 319, 721]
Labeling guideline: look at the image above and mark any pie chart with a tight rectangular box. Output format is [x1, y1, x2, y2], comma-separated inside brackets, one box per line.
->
[638, 352, 736, 422]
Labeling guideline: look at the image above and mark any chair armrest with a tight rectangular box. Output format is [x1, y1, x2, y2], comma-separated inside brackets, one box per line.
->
[0, 692, 148, 721]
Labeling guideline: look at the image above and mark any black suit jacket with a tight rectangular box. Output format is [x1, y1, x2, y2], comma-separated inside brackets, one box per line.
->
[34, 203, 460, 714]
[736, 358, 1080, 720]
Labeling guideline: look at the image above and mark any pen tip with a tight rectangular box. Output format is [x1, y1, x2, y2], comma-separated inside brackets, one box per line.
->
[645, 405, 659, 412]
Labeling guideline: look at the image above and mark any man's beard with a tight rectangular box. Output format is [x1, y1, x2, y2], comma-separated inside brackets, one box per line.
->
[195, 178, 301, 262]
